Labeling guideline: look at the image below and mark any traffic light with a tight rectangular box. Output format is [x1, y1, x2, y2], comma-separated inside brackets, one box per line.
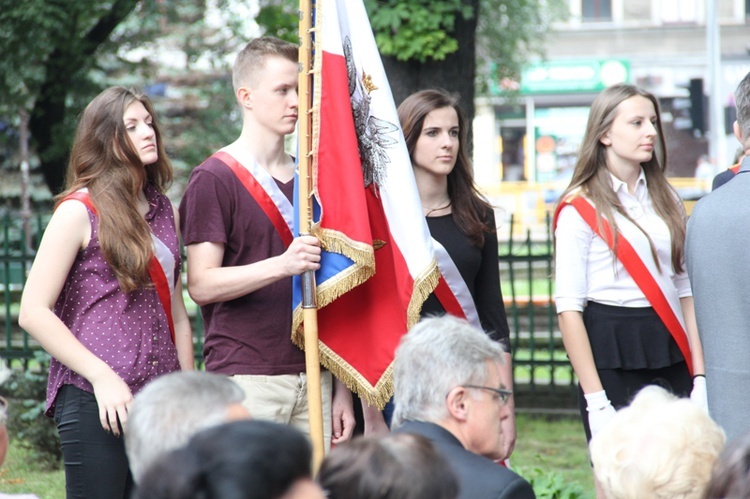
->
[688, 78, 705, 135]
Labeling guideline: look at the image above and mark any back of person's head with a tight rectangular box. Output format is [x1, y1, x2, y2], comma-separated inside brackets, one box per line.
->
[735, 71, 750, 146]
[233, 36, 298, 94]
[318, 433, 458, 499]
[134, 420, 319, 499]
[590, 385, 725, 499]
[704, 432, 750, 499]
[391, 315, 506, 427]
[126, 371, 248, 482]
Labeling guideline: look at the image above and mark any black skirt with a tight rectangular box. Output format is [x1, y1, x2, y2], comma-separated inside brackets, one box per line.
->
[578, 301, 692, 442]
[583, 301, 686, 370]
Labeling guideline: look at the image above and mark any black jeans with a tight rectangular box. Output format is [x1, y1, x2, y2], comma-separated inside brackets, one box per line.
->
[54, 385, 133, 499]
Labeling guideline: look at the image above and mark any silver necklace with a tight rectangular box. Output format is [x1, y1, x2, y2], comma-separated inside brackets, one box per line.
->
[423, 199, 452, 216]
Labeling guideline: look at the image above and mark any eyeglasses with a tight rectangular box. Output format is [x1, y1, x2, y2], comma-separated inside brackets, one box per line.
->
[462, 385, 513, 405]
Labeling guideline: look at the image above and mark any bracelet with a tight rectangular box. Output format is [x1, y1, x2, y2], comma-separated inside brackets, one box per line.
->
[587, 406, 608, 412]
[586, 402, 612, 412]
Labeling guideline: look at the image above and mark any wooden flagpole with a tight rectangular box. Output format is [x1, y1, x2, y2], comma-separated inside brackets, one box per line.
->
[298, 0, 325, 472]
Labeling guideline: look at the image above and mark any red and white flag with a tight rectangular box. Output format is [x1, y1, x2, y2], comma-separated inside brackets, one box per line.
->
[292, 0, 440, 407]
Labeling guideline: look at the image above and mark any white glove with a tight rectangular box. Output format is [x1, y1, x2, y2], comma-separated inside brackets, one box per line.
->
[585, 390, 616, 437]
[690, 375, 708, 413]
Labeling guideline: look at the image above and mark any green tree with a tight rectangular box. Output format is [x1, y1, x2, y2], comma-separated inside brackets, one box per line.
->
[0, 0, 563, 197]
[259, 0, 566, 126]
[107, 1, 251, 190]
[368, 0, 567, 125]
[0, 0, 142, 195]
[0, 0, 248, 196]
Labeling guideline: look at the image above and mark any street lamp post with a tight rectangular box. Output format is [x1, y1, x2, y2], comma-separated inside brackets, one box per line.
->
[706, 0, 726, 171]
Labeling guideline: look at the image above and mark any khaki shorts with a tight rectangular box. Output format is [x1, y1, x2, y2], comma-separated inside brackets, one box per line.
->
[230, 371, 333, 450]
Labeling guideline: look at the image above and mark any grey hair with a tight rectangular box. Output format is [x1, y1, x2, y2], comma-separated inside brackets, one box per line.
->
[590, 385, 725, 499]
[391, 315, 507, 428]
[125, 371, 245, 482]
[736, 70, 750, 144]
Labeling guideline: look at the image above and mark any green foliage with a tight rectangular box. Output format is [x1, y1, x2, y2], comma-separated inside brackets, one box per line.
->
[0, 0, 142, 194]
[0, 0, 565, 194]
[360, 0, 566, 71]
[167, 77, 241, 185]
[477, 0, 569, 92]
[2, 352, 61, 470]
[101, 1, 248, 182]
[1, 444, 65, 498]
[256, 3, 299, 43]
[0, 0, 251, 193]
[0, 1, 70, 111]
[0, 0, 142, 114]
[519, 466, 586, 499]
[364, 0, 474, 62]
[108, 1, 253, 71]
[513, 414, 595, 497]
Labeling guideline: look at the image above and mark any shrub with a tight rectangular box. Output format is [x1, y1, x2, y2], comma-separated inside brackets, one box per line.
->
[1, 352, 61, 470]
[517, 466, 585, 499]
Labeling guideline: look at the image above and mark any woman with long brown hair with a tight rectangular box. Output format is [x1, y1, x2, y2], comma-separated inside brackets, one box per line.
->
[19, 86, 194, 498]
[394, 88, 514, 460]
[554, 83, 706, 449]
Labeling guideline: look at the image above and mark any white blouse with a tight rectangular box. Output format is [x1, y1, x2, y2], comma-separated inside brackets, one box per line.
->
[554, 170, 692, 313]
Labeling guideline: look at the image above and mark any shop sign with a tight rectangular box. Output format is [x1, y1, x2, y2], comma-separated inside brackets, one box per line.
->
[521, 59, 630, 94]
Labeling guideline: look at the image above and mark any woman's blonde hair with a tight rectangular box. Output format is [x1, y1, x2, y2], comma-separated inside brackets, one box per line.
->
[557, 84, 686, 272]
[590, 386, 725, 499]
[56, 86, 173, 293]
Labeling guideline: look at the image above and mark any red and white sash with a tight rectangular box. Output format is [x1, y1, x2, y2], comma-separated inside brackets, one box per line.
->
[63, 190, 176, 344]
[553, 196, 693, 375]
[213, 148, 294, 248]
[432, 238, 481, 331]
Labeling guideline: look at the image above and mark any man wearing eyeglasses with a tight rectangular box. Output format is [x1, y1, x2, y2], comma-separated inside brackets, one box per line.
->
[391, 315, 535, 499]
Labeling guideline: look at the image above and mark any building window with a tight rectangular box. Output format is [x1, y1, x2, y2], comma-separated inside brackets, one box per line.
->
[582, 0, 612, 21]
[661, 0, 699, 24]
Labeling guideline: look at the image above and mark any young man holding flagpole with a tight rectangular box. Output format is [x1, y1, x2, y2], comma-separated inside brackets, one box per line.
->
[179, 37, 354, 449]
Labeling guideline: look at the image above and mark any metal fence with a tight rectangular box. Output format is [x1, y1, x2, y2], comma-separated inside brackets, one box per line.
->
[0, 210, 207, 367]
[0, 210, 577, 407]
[1, 211, 44, 363]
[499, 213, 577, 409]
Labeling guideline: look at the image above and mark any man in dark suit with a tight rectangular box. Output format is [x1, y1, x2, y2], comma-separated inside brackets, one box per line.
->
[391, 315, 535, 499]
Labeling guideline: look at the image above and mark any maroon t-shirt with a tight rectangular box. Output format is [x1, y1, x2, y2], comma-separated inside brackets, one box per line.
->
[179, 155, 306, 376]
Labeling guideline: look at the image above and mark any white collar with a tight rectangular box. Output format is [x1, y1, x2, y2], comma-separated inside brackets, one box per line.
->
[609, 168, 647, 199]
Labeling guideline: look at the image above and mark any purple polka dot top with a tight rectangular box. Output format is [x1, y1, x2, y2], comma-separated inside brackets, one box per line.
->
[45, 185, 182, 416]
